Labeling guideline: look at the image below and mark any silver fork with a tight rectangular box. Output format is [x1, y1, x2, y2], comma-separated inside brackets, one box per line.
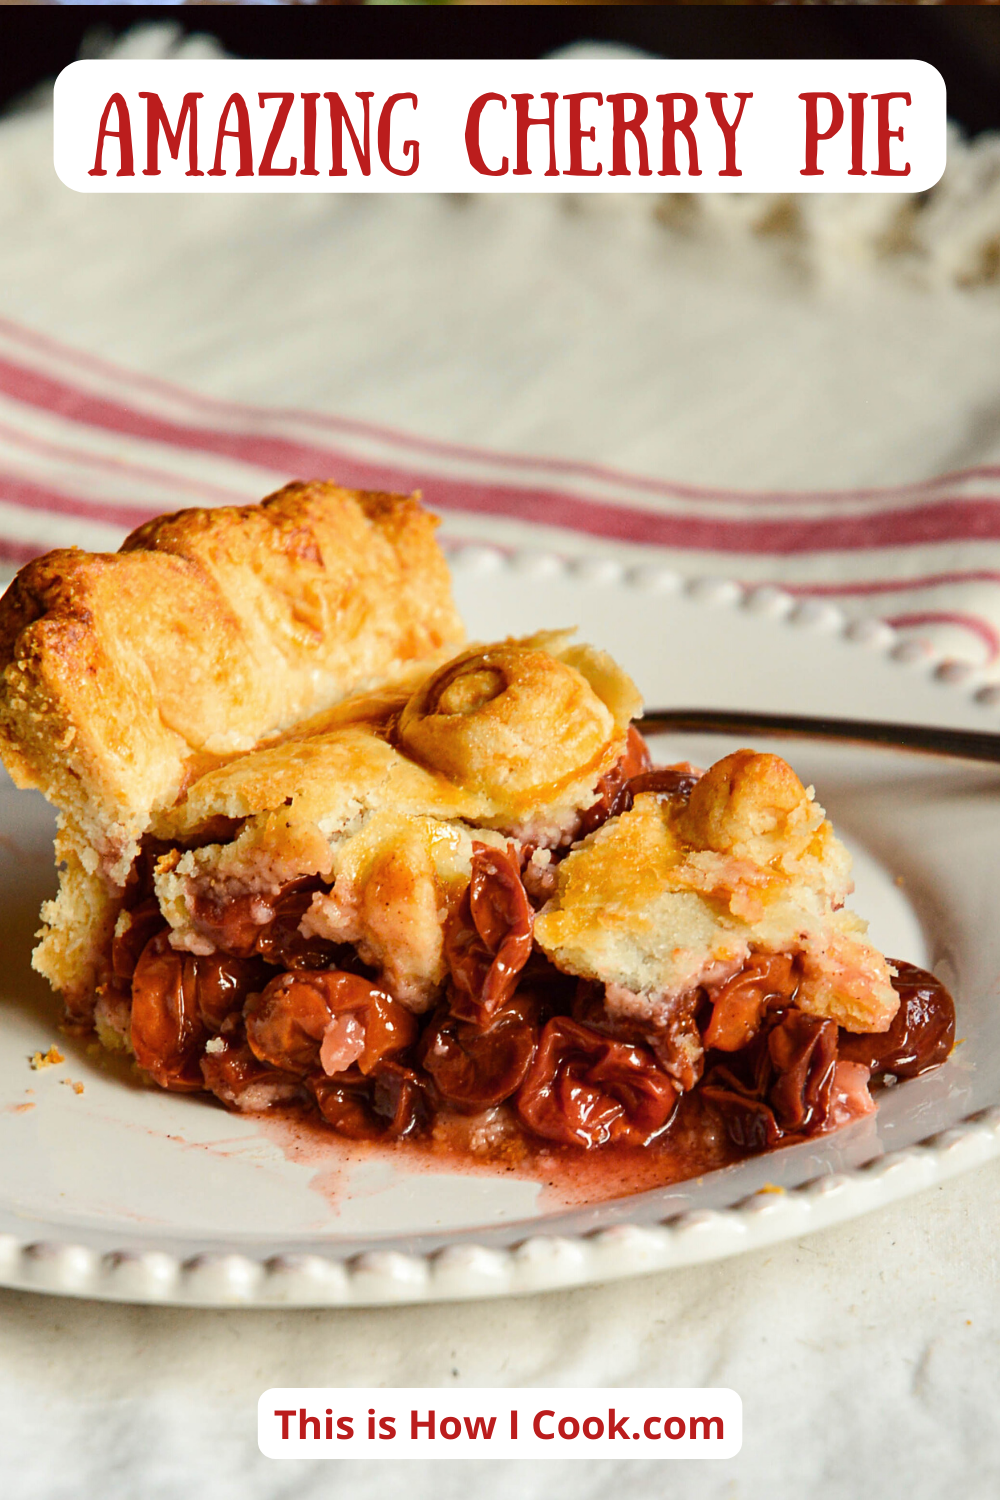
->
[637, 709, 1000, 766]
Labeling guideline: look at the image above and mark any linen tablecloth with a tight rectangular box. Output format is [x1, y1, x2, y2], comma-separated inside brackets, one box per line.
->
[2, 24, 1000, 1500]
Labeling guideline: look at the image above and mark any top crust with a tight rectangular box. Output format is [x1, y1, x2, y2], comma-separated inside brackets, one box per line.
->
[534, 749, 899, 1034]
[157, 633, 637, 843]
[0, 482, 464, 878]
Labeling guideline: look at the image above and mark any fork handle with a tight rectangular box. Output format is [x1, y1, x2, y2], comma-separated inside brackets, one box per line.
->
[637, 709, 1000, 766]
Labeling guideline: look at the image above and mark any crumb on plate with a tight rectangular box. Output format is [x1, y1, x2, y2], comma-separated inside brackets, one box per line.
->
[29, 1046, 64, 1070]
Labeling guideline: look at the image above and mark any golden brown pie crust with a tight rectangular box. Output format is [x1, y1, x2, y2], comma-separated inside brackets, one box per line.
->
[0, 482, 464, 880]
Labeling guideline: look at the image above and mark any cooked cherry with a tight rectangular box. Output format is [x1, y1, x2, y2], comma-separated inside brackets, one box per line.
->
[112, 898, 167, 984]
[702, 954, 799, 1052]
[420, 997, 539, 1111]
[245, 970, 417, 1077]
[838, 961, 955, 1080]
[445, 844, 533, 1025]
[130, 934, 267, 1091]
[516, 1016, 678, 1148]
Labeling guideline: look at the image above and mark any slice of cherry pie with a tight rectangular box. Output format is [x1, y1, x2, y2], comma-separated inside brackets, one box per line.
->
[0, 481, 954, 1174]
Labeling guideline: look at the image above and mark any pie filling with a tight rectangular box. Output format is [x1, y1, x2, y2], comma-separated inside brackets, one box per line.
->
[93, 739, 956, 1162]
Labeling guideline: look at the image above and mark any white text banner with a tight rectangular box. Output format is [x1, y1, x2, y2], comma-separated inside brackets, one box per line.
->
[54, 59, 946, 194]
[258, 1387, 743, 1459]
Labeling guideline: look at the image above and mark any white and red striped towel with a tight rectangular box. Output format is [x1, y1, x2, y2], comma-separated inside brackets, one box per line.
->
[2, 313, 1000, 679]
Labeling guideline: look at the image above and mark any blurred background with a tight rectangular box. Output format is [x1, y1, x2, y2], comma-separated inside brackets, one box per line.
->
[1, 5, 1000, 635]
[1, 4, 1000, 673]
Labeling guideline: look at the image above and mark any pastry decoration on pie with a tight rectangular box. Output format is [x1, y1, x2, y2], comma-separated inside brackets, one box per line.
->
[0, 481, 955, 1172]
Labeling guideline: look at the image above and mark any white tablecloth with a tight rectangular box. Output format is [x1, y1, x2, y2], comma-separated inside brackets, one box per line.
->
[4, 1160, 1000, 1499]
[2, 26, 1000, 1498]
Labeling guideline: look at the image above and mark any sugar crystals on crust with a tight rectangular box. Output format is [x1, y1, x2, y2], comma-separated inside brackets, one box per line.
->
[534, 749, 899, 1035]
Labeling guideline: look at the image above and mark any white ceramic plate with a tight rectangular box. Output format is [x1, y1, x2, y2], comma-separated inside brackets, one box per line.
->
[2, 546, 1000, 1307]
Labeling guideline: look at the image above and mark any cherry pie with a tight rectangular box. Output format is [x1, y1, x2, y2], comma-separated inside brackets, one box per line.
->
[0, 482, 954, 1172]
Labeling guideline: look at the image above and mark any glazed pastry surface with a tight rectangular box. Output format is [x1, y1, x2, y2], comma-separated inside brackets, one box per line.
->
[534, 750, 898, 1034]
[0, 482, 464, 879]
